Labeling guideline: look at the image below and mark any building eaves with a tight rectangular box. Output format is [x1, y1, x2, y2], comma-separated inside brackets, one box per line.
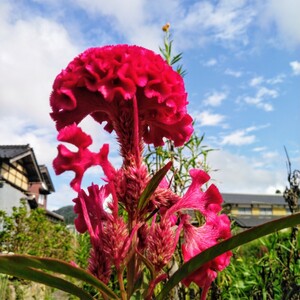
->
[232, 215, 284, 228]
[39, 165, 55, 193]
[222, 193, 286, 206]
[0, 144, 43, 183]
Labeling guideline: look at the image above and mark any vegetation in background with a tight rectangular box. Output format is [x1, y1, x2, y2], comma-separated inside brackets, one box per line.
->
[54, 205, 76, 225]
[0, 200, 74, 260]
[0, 200, 75, 299]
[212, 228, 300, 299]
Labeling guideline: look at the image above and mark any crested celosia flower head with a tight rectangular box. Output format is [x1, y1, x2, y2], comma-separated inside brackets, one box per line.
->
[50, 45, 193, 148]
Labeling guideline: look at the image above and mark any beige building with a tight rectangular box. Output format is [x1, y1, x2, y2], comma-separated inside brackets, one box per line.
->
[222, 193, 297, 228]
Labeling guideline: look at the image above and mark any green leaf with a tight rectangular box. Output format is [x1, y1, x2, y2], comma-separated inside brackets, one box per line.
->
[170, 53, 183, 65]
[156, 212, 300, 300]
[0, 255, 119, 299]
[138, 161, 172, 211]
[136, 250, 156, 280]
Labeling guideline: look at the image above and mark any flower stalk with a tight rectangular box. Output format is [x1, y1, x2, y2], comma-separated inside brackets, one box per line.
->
[50, 28, 231, 299]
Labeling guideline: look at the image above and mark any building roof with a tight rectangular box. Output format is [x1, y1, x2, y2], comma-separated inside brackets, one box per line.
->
[45, 209, 64, 222]
[0, 144, 30, 159]
[232, 215, 285, 228]
[0, 144, 43, 183]
[222, 192, 287, 206]
[39, 164, 55, 193]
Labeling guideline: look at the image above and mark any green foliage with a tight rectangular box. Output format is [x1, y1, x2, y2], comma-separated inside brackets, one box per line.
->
[144, 132, 214, 196]
[0, 200, 73, 261]
[156, 213, 300, 299]
[159, 26, 187, 76]
[0, 255, 119, 299]
[53, 205, 76, 225]
[211, 229, 300, 299]
[74, 232, 91, 269]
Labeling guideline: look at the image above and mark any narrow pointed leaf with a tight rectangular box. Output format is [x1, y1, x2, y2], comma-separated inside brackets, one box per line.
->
[156, 212, 300, 300]
[138, 161, 172, 211]
[0, 258, 93, 299]
[0, 255, 119, 299]
[136, 249, 156, 280]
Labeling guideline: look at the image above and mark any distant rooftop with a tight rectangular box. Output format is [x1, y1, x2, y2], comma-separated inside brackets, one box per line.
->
[232, 215, 285, 228]
[0, 144, 31, 159]
[0, 145, 54, 192]
[222, 192, 286, 205]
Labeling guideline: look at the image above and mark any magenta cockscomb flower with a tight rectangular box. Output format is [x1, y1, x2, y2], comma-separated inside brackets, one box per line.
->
[50, 43, 231, 300]
[50, 45, 193, 149]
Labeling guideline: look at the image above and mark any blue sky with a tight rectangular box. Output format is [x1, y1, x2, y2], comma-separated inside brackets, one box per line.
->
[0, 0, 299, 210]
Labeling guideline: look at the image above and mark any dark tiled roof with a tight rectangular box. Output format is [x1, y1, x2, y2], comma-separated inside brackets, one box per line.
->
[0, 144, 42, 183]
[0, 144, 30, 159]
[0, 144, 55, 193]
[222, 193, 286, 205]
[232, 215, 285, 228]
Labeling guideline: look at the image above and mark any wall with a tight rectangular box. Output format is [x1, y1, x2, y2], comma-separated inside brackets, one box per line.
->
[0, 182, 28, 215]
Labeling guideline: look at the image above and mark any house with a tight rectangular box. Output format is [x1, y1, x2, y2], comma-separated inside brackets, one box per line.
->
[222, 192, 297, 228]
[0, 145, 63, 222]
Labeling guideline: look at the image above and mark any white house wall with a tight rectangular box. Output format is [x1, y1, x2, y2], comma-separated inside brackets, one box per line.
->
[0, 182, 29, 215]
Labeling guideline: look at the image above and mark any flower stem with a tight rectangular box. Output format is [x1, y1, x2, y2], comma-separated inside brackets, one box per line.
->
[117, 268, 127, 300]
[132, 95, 141, 168]
[126, 217, 137, 298]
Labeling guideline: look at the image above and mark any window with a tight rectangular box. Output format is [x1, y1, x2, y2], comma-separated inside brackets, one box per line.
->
[0, 162, 29, 191]
[38, 194, 46, 206]
[260, 207, 272, 215]
[237, 207, 252, 215]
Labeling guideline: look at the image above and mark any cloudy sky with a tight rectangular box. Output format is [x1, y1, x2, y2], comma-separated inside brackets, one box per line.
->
[0, 0, 299, 210]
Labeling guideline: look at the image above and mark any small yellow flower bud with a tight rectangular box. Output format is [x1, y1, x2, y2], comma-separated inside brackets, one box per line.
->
[162, 23, 170, 32]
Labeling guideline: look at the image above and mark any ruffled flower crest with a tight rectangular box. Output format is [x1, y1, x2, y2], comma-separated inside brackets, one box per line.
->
[50, 45, 193, 150]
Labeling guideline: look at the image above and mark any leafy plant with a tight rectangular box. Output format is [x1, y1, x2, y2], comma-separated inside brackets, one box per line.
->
[0, 200, 73, 260]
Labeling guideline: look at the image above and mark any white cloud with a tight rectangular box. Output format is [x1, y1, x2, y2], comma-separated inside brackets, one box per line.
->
[244, 86, 278, 111]
[0, 2, 79, 127]
[0, 116, 57, 166]
[208, 149, 286, 194]
[225, 68, 242, 78]
[249, 76, 264, 87]
[266, 74, 285, 84]
[219, 124, 269, 147]
[263, 0, 300, 48]
[252, 147, 267, 152]
[194, 110, 226, 127]
[203, 91, 227, 107]
[74, 0, 162, 51]
[256, 87, 278, 99]
[0, 3, 125, 212]
[249, 74, 285, 87]
[204, 58, 217, 67]
[290, 61, 300, 75]
[221, 129, 256, 146]
[262, 151, 279, 160]
[176, 0, 256, 48]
